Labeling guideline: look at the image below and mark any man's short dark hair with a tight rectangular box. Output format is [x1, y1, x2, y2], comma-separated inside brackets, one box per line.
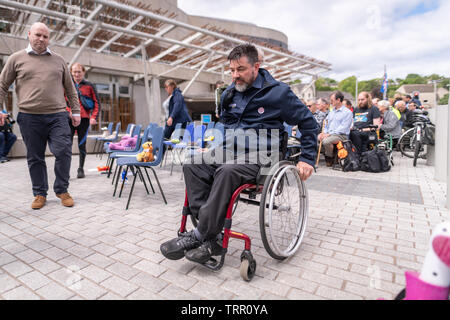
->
[332, 91, 344, 102]
[228, 44, 259, 65]
[406, 95, 412, 99]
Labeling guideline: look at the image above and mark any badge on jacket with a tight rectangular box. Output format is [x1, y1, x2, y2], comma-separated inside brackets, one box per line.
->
[258, 107, 265, 115]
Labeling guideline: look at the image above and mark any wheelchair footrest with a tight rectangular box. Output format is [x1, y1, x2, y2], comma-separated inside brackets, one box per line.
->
[202, 248, 227, 271]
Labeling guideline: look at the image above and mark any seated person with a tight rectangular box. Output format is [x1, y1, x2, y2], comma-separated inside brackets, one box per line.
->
[343, 99, 354, 112]
[160, 44, 318, 264]
[315, 98, 329, 130]
[318, 91, 353, 167]
[0, 110, 17, 163]
[376, 100, 402, 147]
[395, 100, 410, 129]
[402, 101, 418, 130]
[307, 100, 326, 130]
[349, 91, 381, 154]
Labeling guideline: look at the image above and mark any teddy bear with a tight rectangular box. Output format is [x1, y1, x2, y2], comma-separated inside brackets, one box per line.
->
[136, 141, 154, 162]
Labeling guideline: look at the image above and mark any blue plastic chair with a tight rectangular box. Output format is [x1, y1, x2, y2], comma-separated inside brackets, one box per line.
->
[109, 125, 153, 188]
[203, 122, 225, 150]
[161, 123, 182, 168]
[92, 122, 113, 156]
[105, 124, 142, 179]
[169, 123, 195, 175]
[98, 122, 121, 159]
[116, 126, 167, 210]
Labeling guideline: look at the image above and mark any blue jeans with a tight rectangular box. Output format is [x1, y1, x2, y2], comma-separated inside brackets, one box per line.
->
[17, 112, 73, 197]
[0, 131, 17, 157]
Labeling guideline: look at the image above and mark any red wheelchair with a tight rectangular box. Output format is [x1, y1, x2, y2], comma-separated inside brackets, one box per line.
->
[178, 158, 309, 281]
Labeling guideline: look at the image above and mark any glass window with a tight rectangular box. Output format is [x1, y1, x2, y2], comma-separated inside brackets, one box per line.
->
[119, 86, 129, 95]
[95, 83, 110, 91]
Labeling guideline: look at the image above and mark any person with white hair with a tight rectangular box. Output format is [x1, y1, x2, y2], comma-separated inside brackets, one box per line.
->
[377, 100, 402, 145]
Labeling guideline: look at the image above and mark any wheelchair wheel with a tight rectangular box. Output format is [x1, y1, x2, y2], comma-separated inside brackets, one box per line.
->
[259, 162, 308, 260]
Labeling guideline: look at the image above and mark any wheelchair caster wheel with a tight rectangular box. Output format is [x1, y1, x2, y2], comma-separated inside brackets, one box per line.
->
[240, 257, 256, 281]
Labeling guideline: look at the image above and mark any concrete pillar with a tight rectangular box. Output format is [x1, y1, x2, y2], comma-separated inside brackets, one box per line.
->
[434, 105, 448, 182]
[426, 108, 436, 166]
[149, 77, 162, 125]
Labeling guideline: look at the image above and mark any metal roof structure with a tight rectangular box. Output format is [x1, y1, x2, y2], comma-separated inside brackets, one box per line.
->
[0, 0, 331, 89]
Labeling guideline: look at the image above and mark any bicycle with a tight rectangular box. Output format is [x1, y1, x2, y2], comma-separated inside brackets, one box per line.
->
[398, 110, 435, 167]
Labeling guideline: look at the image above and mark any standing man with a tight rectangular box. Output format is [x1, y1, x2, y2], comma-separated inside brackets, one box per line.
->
[318, 91, 353, 167]
[0, 22, 80, 209]
[68, 62, 100, 179]
[160, 44, 318, 264]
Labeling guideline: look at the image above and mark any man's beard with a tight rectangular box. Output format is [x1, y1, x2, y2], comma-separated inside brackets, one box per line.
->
[234, 71, 255, 93]
[358, 102, 369, 109]
[235, 82, 249, 92]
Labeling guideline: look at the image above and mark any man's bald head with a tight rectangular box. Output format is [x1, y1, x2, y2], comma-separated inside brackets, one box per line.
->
[28, 22, 50, 54]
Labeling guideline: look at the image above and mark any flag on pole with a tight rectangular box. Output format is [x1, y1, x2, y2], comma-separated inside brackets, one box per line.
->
[380, 70, 388, 94]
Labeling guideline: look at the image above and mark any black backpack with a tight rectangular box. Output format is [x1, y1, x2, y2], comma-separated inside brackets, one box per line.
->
[360, 149, 390, 173]
[337, 140, 360, 172]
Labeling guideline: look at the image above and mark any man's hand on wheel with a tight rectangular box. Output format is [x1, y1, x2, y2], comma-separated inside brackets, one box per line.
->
[296, 161, 314, 181]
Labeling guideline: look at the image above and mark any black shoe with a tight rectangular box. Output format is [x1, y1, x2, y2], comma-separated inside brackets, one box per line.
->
[77, 168, 85, 179]
[185, 239, 223, 264]
[160, 231, 201, 260]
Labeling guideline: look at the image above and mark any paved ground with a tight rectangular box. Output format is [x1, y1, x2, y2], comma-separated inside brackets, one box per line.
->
[0, 150, 449, 300]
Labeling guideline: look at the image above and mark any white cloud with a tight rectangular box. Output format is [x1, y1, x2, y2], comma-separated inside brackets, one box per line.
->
[178, 0, 450, 81]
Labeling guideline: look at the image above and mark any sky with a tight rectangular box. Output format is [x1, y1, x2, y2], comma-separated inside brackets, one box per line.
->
[178, 0, 450, 82]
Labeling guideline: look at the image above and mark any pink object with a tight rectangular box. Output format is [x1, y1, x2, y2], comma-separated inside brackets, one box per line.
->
[433, 235, 450, 267]
[109, 135, 137, 150]
[404, 271, 449, 300]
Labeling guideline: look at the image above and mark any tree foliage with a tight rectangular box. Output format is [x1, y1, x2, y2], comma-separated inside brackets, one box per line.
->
[439, 93, 449, 105]
[315, 73, 450, 101]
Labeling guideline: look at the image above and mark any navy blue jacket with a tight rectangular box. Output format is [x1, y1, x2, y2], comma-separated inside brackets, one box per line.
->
[169, 88, 192, 124]
[219, 68, 319, 167]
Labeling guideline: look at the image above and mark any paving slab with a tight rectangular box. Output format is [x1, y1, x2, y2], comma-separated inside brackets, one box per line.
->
[0, 151, 449, 300]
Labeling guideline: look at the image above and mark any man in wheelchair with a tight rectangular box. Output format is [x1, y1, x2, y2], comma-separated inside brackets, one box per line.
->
[349, 91, 381, 154]
[160, 44, 319, 265]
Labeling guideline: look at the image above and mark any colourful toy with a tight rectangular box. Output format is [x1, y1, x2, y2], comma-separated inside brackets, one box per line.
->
[109, 135, 138, 151]
[136, 141, 154, 162]
[97, 166, 110, 172]
[393, 221, 450, 300]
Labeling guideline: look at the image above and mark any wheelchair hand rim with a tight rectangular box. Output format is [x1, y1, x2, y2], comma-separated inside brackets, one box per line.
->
[266, 164, 308, 258]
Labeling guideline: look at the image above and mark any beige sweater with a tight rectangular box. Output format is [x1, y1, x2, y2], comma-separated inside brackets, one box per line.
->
[0, 49, 79, 114]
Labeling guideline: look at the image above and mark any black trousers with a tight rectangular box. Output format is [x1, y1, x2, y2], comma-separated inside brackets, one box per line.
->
[17, 112, 72, 197]
[349, 130, 370, 153]
[163, 122, 188, 140]
[183, 163, 260, 241]
[70, 118, 90, 169]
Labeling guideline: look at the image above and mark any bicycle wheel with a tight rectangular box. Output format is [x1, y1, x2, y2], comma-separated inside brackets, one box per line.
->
[398, 128, 415, 158]
[259, 162, 308, 260]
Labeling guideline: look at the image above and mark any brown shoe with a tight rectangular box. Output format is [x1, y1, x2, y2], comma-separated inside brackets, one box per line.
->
[31, 195, 46, 210]
[325, 156, 334, 167]
[56, 193, 74, 207]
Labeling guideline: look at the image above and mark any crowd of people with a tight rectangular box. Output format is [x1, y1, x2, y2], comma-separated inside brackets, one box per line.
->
[303, 90, 424, 167]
